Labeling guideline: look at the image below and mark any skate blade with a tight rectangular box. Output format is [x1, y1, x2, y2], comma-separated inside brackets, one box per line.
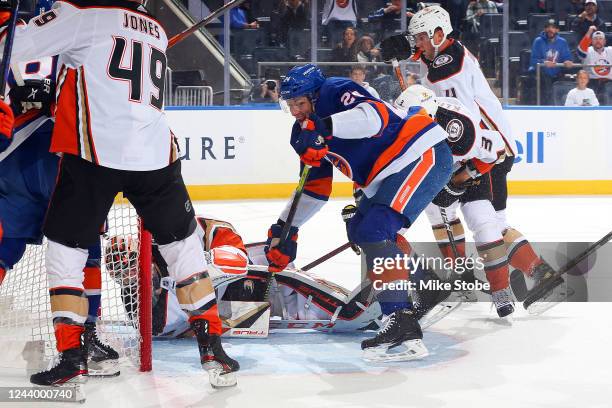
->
[207, 368, 237, 388]
[420, 300, 463, 330]
[362, 339, 429, 363]
[526, 286, 574, 315]
[87, 359, 120, 377]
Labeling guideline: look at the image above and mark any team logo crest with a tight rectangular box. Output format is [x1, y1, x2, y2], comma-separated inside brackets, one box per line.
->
[594, 59, 611, 76]
[445, 119, 464, 142]
[326, 151, 353, 179]
[433, 54, 453, 68]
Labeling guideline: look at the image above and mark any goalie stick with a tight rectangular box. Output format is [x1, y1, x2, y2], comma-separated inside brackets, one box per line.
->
[167, 0, 246, 48]
[522, 229, 612, 310]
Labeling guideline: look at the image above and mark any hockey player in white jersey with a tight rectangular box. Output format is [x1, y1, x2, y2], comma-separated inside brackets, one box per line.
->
[393, 85, 517, 314]
[0, 0, 121, 376]
[2, 0, 238, 389]
[380, 6, 563, 315]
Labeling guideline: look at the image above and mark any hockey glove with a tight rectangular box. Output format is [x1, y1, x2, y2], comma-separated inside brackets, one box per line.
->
[0, 100, 15, 152]
[341, 204, 361, 255]
[265, 219, 299, 272]
[8, 78, 55, 115]
[293, 118, 329, 167]
[432, 168, 482, 208]
[380, 33, 413, 62]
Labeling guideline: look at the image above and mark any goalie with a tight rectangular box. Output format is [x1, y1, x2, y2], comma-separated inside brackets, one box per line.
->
[106, 216, 388, 338]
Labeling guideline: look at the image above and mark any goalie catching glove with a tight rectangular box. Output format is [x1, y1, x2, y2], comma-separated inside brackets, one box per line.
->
[265, 219, 299, 272]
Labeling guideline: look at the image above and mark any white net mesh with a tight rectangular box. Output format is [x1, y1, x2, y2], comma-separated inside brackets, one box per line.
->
[0, 202, 149, 370]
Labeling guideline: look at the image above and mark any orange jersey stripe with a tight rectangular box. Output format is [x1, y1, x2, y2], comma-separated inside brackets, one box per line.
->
[391, 148, 435, 213]
[367, 101, 390, 135]
[304, 176, 333, 198]
[471, 158, 495, 175]
[51, 68, 80, 156]
[364, 111, 434, 187]
[14, 109, 43, 130]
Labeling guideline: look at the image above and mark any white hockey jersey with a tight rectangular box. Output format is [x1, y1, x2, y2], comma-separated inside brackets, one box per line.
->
[3, 0, 177, 170]
[418, 39, 516, 155]
[435, 96, 506, 167]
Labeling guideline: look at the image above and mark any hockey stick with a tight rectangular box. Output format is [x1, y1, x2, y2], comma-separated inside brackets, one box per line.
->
[0, 0, 20, 97]
[301, 242, 352, 271]
[263, 164, 312, 301]
[167, 0, 246, 48]
[523, 230, 612, 310]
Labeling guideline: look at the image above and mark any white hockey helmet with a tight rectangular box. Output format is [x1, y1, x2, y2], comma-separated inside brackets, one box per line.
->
[408, 6, 453, 56]
[393, 85, 438, 117]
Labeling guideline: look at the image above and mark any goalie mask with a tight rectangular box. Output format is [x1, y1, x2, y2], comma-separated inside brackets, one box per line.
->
[104, 235, 139, 286]
[408, 6, 453, 58]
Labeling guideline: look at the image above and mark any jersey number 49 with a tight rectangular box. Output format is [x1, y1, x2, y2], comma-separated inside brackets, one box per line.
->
[108, 36, 168, 110]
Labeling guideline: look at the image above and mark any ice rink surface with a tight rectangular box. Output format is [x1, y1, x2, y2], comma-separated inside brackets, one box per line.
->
[1, 196, 611, 408]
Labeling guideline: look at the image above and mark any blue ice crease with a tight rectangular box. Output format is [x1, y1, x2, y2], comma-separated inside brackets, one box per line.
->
[151, 331, 465, 376]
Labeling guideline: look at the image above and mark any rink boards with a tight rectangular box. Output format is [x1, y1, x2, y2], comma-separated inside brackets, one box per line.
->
[164, 106, 612, 200]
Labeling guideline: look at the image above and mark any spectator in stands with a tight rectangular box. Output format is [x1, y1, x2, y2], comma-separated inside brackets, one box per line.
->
[465, 0, 498, 34]
[463, 0, 498, 51]
[330, 26, 359, 75]
[529, 19, 574, 104]
[278, 0, 309, 45]
[251, 68, 281, 103]
[440, 0, 470, 34]
[565, 69, 600, 105]
[322, 0, 358, 46]
[568, 0, 586, 16]
[356, 35, 381, 63]
[577, 26, 612, 98]
[350, 65, 380, 98]
[367, 0, 416, 34]
[230, 0, 259, 29]
[571, 0, 606, 40]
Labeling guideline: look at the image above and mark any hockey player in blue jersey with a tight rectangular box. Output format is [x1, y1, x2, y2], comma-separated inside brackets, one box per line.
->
[0, 0, 120, 377]
[264, 64, 454, 362]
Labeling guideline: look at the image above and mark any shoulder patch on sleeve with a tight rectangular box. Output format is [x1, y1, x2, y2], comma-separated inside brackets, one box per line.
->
[426, 41, 466, 84]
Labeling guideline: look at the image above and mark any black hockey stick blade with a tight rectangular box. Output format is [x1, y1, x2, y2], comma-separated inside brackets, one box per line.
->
[522, 230, 612, 309]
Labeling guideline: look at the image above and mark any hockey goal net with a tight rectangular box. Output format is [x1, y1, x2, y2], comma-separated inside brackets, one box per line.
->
[0, 201, 152, 372]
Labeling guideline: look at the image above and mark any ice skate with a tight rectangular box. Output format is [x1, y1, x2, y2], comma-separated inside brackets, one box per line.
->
[84, 322, 120, 377]
[526, 260, 572, 315]
[30, 346, 88, 386]
[192, 319, 239, 388]
[414, 270, 462, 329]
[491, 287, 515, 318]
[361, 309, 429, 362]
